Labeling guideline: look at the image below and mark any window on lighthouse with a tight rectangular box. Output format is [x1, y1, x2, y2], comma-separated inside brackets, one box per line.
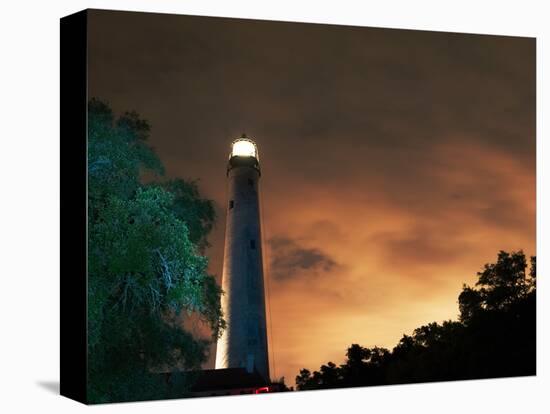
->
[250, 240, 256, 250]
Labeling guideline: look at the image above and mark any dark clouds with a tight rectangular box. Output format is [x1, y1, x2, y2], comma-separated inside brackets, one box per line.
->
[370, 229, 468, 267]
[87, 9, 536, 385]
[268, 237, 339, 281]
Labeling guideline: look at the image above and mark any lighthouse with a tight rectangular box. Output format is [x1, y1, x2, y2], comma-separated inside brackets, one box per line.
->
[215, 135, 270, 382]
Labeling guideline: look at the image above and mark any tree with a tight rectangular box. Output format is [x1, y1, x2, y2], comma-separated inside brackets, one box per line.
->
[87, 99, 224, 403]
[295, 363, 343, 390]
[296, 250, 536, 390]
[295, 369, 314, 390]
[162, 179, 216, 252]
[459, 250, 535, 322]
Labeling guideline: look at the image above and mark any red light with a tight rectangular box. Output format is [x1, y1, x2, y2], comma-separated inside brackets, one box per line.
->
[254, 387, 270, 394]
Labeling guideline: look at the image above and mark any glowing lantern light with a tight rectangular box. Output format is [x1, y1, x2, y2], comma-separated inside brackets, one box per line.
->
[230, 138, 258, 159]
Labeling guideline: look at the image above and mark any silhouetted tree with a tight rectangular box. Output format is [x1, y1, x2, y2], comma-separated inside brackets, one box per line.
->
[296, 250, 536, 390]
[296, 369, 315, 390]
[459, 250, 533, 318]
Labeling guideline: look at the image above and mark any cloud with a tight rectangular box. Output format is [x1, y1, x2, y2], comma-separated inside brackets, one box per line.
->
[268, 236, 339, 281]
[369, 229, 467, 268]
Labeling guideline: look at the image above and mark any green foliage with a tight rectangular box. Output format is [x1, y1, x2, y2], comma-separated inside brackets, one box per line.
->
[87, 98, 224, 403]
[296, 250, 536, 390]
[162, 179, 216, 252]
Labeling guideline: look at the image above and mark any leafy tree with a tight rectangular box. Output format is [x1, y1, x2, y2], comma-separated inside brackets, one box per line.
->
[162, 179, 216, 252]
[296, 251, 536, 390]
[87, 99, 224, 403]
[459, 250, 535, 322]
[296, 362, 342, 390]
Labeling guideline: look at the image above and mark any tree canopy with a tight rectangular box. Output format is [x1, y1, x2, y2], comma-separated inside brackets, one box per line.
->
[87, 99, 224, 403]
[296, 250, 536, 390]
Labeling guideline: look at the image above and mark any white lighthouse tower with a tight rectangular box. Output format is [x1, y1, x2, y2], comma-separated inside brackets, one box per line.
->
[215, 135, 270, 382]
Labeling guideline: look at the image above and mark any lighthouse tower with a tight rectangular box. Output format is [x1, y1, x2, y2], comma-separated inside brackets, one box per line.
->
[215, 135, 270, 382]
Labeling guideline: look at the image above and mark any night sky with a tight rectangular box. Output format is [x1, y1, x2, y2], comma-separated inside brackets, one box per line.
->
[88, 9, 536, 385]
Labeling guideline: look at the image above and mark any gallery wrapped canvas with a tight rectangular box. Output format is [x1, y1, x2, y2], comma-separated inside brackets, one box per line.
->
[60, 9, 536, 405]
